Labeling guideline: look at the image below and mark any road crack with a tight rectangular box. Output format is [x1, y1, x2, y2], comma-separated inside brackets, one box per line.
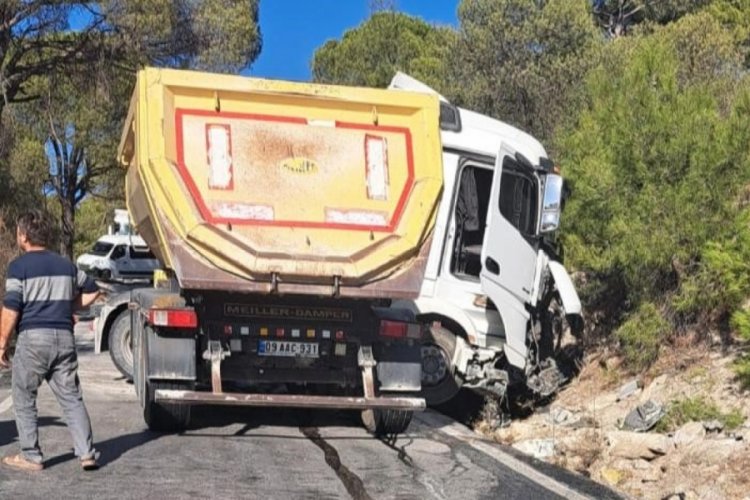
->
[300, 426, 373, 500]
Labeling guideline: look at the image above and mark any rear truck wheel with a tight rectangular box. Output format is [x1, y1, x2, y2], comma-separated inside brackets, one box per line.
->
[108, 311, 134, 380]
[144, 380, 192, 432]
[362, 407, 413, 436]
[419, 325, 463, 406]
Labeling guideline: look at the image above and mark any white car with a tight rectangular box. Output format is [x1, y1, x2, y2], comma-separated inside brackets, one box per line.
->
[77, 234, 159, 282]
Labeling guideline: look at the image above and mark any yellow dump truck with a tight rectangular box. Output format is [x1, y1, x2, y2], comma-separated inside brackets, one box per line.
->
[119, 68, 443, 434]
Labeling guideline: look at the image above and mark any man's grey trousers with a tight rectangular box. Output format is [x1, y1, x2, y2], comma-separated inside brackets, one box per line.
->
[12, 329, 96, 463]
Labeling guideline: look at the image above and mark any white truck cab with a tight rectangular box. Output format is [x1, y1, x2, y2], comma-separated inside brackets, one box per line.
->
[389, 73, 583, 405]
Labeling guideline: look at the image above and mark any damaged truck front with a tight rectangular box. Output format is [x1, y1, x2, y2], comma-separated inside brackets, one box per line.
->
[119, 68, 444, 434]
[388, 73, 584, 407]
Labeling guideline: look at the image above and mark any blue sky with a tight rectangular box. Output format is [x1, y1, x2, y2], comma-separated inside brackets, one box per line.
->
[69, 2, 459, 81]
[248, 1, 459, 81]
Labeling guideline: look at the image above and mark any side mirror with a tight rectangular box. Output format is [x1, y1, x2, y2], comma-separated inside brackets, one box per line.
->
[540, 174, 563, 233]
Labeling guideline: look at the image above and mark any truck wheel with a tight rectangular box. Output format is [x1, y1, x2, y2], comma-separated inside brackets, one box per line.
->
[109, 311, 134, 380]
[144, 380, 192, 432]
[362, 408, 413, 436]
[419, 325, 462, 406]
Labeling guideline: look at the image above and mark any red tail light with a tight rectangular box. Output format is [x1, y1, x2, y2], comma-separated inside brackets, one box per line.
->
[380, 320, 407, 338]
[148, 309, 198, 328]
[379, 320, 422, 339]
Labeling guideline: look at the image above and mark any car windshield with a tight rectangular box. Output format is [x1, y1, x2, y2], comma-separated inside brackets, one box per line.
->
[89, 242, 114, 256]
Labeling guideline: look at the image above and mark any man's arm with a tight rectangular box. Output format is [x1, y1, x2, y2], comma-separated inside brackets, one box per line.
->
[74, 269, 101, 312]
[1, 265, 23, 367]
[0, 307, 19, 368]
[74, 291, 101, 311]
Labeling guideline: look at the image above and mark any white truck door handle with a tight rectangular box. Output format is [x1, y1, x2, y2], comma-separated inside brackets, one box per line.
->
[485, 257, 500, 275]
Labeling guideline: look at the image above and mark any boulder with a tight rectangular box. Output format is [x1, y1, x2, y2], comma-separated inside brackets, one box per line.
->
[639, 374, 668, 403]
[631, 459, 652, 470]
[703, 419, 724, 433]
[549, 406, 582, 427]
[512, 438, 556, 459]
[600, 467, 625, 486]
[680, 440, 743, 467]
[674, 422, 706, 448]
[617, 379, 641, 401]
[607, 430, 672, 460]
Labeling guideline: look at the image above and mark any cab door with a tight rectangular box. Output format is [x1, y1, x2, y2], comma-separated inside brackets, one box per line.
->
[480, 143, 539, 304]
[479, 143, 540, 368]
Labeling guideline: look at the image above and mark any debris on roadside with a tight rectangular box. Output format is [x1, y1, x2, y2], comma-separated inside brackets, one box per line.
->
[622, 400, 665, 432]
[479, 345, 750, 499]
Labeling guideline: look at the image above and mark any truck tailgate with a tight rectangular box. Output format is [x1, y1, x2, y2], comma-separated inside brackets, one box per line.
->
[120, 68, 443, 298]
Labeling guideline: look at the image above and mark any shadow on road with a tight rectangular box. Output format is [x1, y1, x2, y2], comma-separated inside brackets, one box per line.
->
[0, 417, 66, 448]
[96, 429, 163, 468]
[188, 405, 362, 435]
[43, 428, 164, 469]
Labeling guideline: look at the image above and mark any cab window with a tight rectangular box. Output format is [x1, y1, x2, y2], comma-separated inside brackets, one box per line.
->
[498, 159, 537, 236]
[90, 242, 113, 256]
[129, 247, 156, 259]
[110, 245, 127, 260]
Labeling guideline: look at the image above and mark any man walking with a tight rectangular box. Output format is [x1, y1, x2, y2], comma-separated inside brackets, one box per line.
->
[0, 210, 100, 471]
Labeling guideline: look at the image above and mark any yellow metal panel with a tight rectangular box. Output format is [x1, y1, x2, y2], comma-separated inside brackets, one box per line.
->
[119, 67, 443, 295]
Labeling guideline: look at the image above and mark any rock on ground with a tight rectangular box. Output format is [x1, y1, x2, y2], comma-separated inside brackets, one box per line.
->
[607, 430, 672, 460]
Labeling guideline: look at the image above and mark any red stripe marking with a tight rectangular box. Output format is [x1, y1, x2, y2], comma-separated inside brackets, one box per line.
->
[174, 109, 416, 232]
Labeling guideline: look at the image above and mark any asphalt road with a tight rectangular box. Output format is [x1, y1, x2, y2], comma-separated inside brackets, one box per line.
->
[0, 324, 623, 500]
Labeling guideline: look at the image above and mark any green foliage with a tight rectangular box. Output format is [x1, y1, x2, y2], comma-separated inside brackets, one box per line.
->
[592, 0, 711, 39]
[655, 396, 745, 432]
[734, 355, 750, 389]
[307, 2, 750, 371]
[0, 1, 263, 258]
[73, 198, 119, 259]
[707, 0, 750, 64]
[730, 309, 750, 339]
[558, 12, 750, 359]
[452, 0, 601, 143]
[104, 0, 262, 73]
[674, 210, 750, 320]
[311, 11, 456, 90]
[616, 302, 670, 368]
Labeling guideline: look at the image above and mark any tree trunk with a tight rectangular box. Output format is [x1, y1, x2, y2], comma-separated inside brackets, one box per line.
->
[59, 195, 75, 259]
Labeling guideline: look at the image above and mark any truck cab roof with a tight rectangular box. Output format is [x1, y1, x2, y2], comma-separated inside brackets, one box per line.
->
[388, 72, 549, 165]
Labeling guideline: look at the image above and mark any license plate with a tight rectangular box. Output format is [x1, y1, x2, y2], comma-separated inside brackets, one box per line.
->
[258, 340, 319, 358]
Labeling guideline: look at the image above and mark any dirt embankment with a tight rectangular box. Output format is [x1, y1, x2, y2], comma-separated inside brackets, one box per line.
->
[478, 341, 750, 500]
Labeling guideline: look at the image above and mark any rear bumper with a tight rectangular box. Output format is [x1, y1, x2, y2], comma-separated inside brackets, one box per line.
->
[155, 389, 426, 411]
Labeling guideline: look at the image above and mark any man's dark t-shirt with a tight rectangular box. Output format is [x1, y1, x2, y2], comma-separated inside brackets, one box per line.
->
[3, 250, 98, 332]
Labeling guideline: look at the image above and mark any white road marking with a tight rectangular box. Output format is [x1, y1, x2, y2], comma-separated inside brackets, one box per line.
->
[416, 411, 594, 500]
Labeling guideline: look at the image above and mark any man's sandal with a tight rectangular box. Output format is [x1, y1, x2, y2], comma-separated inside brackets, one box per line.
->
[80, 457, 99, 471]
[2, 453, 43, 472]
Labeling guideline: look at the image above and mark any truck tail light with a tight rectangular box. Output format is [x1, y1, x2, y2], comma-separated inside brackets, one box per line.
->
[379, 320, 421, 339]
[148, 309, 198, 328]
